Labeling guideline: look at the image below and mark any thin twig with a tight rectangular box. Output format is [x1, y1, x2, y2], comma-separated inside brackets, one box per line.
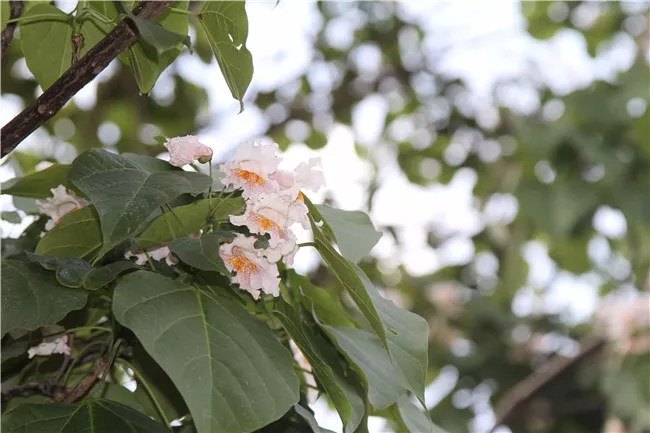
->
[490, 336, 606, 432]
[0, 0, 24, 57]
[0, 1, 172, 157]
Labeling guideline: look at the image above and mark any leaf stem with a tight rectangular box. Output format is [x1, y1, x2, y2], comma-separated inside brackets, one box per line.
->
[297, 242, 316, 248]
[4, 14, 69, 25]
[118, 359, 172, 427]
[168, 7, 194, 16]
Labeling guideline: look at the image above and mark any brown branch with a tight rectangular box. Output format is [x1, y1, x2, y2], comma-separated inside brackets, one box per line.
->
[1, 0, 24, 57]
[0, 1, 172, 158]
[490, 336, 606, 432]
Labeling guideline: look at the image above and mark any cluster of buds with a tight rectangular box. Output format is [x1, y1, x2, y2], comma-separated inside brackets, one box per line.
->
[218, 139, 325, 299]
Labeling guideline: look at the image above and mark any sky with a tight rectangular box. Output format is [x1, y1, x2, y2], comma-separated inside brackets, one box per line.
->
[0, 1, 646, 432]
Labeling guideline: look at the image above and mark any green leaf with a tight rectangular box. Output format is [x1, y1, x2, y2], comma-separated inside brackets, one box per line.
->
[132, 16, 190, 52]
[1, 211, 21, 224]
[275, 302, 367, 433]
[311, 216, 429, 403]
[1, 399, 171, 432]
[170, 232, 232, 274]
[315, 204, 382, 263]
[1, 164, 70, 198]
[68, 149, 212, 258]
[199, 1, 253, 112]
[13, 197, 39, 214]
[87, 1, 188, 94]
[136, 197, 245, 250]
[1, 259, 87, 337]
[323, 326, 408, 410]
[112, 271, 300, 433]
[310, 215, 388, 350]
[26, 252, 137, 290]
[392, 395, 445, 433]
[122, 153, 183, 172]
[35, 206, 102, 259]
[1, 339, 28, 364]
[291, 274, 356, 328]
[79, 14, 113, 58]
[294, 405, 337, 433]
[19, 4, 73, 90]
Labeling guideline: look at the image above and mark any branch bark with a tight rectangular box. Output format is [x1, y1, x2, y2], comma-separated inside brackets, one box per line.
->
[490, 336, 606, 432]
[1, 1, 24, 57]
[0, 1, 172, 158]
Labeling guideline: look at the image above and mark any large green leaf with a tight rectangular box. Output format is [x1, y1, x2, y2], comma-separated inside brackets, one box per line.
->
[170, 232, 233, 274]
[113, 271, 300, 433]
[1, 164, 70, 198]
[199, 1, 253, 111]
[136, 197, 245, 250]
[392, 395, 445, 433]
[122, 153, 183, 172]
[323, 326, 408, 410]
[275, 302, 367, 433]
[1, 260, 87, 337]
[315, 204, 382, 263]
[35, 206, 102, 259]
[311, 215, 428, 403]
[19, 4, 73, 90]
[310, 215, 387, 350]
[1, 399, 170, 432]
[68, 149, 212, 258]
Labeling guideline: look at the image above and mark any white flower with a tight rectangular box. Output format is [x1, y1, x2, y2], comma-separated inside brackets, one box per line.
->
[219, 234, 280, 300]
[230, 194, 290, 248]
[263, 230, 299, 265]
[275, 158, 325, 201]
[289, 339, 318, 403]
[220, 139, 280, 199]
[125, 245, 177, 267]
[28, 335, 70, 359]
[36, 185, 85, 231]
[165, 135, 213, 167]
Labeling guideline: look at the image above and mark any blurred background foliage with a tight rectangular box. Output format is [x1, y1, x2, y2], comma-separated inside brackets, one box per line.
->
[1, 1, 649, 433]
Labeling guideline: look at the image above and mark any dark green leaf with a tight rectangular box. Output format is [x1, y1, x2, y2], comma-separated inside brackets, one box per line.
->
[35, 206, 102, 259]
[170, 232, 232, 274]
[393, 395, 445, 433]
[19, 4, 73, 90]
[68, 149, 212, 258]
[310, 215, 388, 350]
[122, 153, 183, 172]
[1, 164, 70, 198]
[294, 404, 337, 433]
[132, 16, 189, 52]
[1, 339, 28, 364]
[315, 204, 382, 263]
[274, 301, 366, 433]
[137, 197, 244, 250]
[323, 326, 408, 410]
[1, 399, 170, 432]
[26, 252, 137, 290]
[113, 271, 300, 433]
[199, 1, 254, 112]
[1, 259, 87, 337]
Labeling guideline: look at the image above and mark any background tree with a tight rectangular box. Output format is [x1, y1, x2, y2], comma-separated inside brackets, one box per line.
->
[1, 1, 649, 433]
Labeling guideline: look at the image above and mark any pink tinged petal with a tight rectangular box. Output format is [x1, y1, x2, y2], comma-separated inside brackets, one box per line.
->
[270, 170, 295, 189]
[165, 135, 212, 167]
[219, 234, 280, 299]
[36, 185, 85, 231]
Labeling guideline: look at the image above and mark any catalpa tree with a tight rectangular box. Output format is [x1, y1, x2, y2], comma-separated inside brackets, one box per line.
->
[0, 2, 432, 433]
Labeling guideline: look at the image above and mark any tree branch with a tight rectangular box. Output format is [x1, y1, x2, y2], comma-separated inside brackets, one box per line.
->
[1, 1, 24, 57]
[490, 336, 606, 432]
[0, 1, 172, 158]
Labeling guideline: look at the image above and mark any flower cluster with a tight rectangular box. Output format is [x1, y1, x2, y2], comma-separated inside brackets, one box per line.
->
[219, 139, 325, 300]
[36, 185, 86, 231]
[593, 288, 650, 355]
